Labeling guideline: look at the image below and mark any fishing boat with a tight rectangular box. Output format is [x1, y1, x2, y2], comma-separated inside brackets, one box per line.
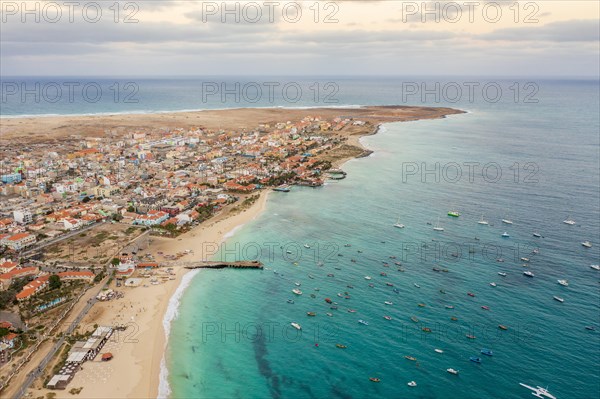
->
[435, 349, 444, 353]
[422, 327, 432, 332]
[478, 214, 489, 225]
[308, 274, 314, 279]
[310, 294, 316, 298]
[469, 356, 482, 363]
[404, 356, 417, 361]
[407, 381, 417, 387]
[336, 344, 347, 349]
[502, 217, 513, 224]
[294, 282, 301, 286]
[498, 272, 507, 277]
[490, 282, 497, 287]
[368, 283, 375, 288]
[451, 316, 458, 321]
[344, 244, 351, 247]
[384, 301, 393, 305]
[386, 282, 394, 287]
[411, 316, 419, 323]
[287, 299, 294, 304]
[481, 348, 493, 356]
[292, 288, 302, 295]
[521, 257, 530, 262]
[414, 283, 421, 288]
[445, 305, 454, 309]
[307, 312, 316, 317]
[394, 216, 405, 229]
[369, 377, 380, 383]
[501, 232, 510, 238]
[440, 289, 446, 294]
[582, 241, 592, 248]
[327, 273, 334, 277]
[481, 305, 490, 310]
[380, 272, 387, 276]
[304, 244, 311, 249]
[291, 322, 301, 330]
[553, 296, 564, 303]
[585, 326, 596, 331]
[591, 264, 600, 271]
[433, 217, 444, 231]
[418, 303, 426, 307]
[498, 325, 508, 330]
[466, 334, 476, 339]
[563, 216, 576, 225]
[358, 319, 369, 325]
[364, 276, 372, 280]
[557, 279, 569, 287]
[433, 267, 441, 272]
[383, 315, 392, 320]
[533, 232, 542, 238]
[447, 368, 459, 375]
[347, 309, 356, 313]
[523, 271, 535, 277]
[326, 312, 333, 317]
[467, 292, 475, 297]
[393, 288, 400, 293]
[448, 210, 460, 217]
[274, 185, 291, 192]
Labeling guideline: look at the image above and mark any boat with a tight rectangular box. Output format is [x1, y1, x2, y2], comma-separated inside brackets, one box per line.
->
[307, 312, 316, 317]
[557, 279, 568, 287]
[410, 316, 419, 323]
[393, 288, 400, 293]
[422, 327, 432, 332]
[519, 383, 558, 399]
[418, 303, 426, 307]
[523, 271, 535, 277]
[582, 241, 592, 248]
[501, 232, 510, 238]
[435, 349, 444, 353]
[383, 315, 392, 320]
[407, 381, 417, 387]
[380, 272, 387, 276]
[433, 217, 444, 231]
[466, 334, 476, 339]
[325, 298, 332, 304]
[294, 282, 301, 286]
[291, 322, 301, 330]
[445, 305, 454, 309]
[478, 214, 489, 225]
[384, 301, 393, 305]
[308, 274, 314, 279]
[404, 356, 417, 361]
[585, 326, 595, 331]
[414, 283, 421, 288]
[433, 267, 441, 272]
[386, 282, 394, 287]
[310, 294, 316, 298]
[469, 356, 482, 363]
[287, 299, 294, 304]
[274, 184, 291, 192]
[533, 232, 542, 238]
[502, 218, 513, 224]
[481, 348, 493, 356]
[490, 282, 497, 287]
[447, 368, 459, 375]
[368, 283, 375, 288]
[481, 306, 490, 310]
[369, 377, 380, 383]
[344, 244, 351, 247]
[521, 257, 530, 262]
[451, 316, 458, 321]
[440, 289, 446, 294]
[553, 296, 564, 303]
[394, 216, 405, 229]
[498, 325, 508, 330]
[563, 216, 576, 225]
[327, 273, 334, 277]
[498, 272, 507, 277]
[336, 344, 347, 349]
[304, 244, 310, 249]
[467, 292, 475, 297]
[358, 319, 369, 325]
[591, 264, 600, 271]
[347, 309, 356, 313]
[292, 288, 303, 295]
[448, 210, 460, 217]
[326, 312, 333, 317]
[364, 276, 372, 280]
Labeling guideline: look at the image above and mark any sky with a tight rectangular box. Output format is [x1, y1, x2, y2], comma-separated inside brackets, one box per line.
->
[0, 0, 599, 77]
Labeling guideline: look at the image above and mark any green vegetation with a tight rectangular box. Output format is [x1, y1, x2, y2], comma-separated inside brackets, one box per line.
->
[49, 275, 62, 290]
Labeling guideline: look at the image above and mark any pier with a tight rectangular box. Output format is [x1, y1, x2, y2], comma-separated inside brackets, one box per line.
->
[183, 260, 263, 270]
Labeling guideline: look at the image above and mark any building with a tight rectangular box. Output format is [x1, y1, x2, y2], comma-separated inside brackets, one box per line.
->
[0, 173, 22, 184]
[57, 271, 95, 283]
[133, 210, 169, 226]
[0, 266, 39, 290]
[1, 232, 37, 251]
[13, 209, 33, 225]
[15, 276, 49, 301]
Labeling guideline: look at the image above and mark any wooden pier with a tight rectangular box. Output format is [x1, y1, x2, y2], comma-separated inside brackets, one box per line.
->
[184, 260, 263, 270]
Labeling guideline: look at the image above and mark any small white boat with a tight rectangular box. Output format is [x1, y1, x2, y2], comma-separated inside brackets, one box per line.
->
[557, 279, 569, 287]
[304, 244, 311, 249]
[521, 257, 529, 262]
[394, 216, 405, 229]
[478, 215, 489, 225]
[364, 276, 372, 280]
[533, 232, 542, 238]
[414, 283, 421, 288]
[407, 381, 417, 387]
[523, 271, 534, 277]
[501, 232, 510, 238]
[292, 288, 303, 295]
[433, 217, 444, 231]
[582, 241, 592, 248]
[498, 272, 507, 277]
[294, 282, 301, 286]
[553, 296, 564, 303]
[434, 349, 444, 353]
[590, 265, 600, 271]
[291, 322, 302, 330]
[447, 368, 459, 375]
[563, 217, 576, 225]
[384, 301, 393, 305]
[490, 282, 497, 287]
[502, 218, 513, 225]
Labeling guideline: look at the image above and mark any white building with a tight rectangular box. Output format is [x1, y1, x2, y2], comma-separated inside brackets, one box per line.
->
[13, 209, 33, 225]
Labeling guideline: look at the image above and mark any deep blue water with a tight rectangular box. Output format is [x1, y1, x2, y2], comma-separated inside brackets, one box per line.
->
[160, 79, 600, 399]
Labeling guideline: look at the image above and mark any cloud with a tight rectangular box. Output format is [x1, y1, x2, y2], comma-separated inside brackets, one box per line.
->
[479, 19, 600, 42]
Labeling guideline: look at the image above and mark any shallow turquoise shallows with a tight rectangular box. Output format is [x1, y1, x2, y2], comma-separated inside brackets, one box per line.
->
[165, 80, 599, 399]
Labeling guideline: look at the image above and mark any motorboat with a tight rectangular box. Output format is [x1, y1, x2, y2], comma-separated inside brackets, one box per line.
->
[582, 241, 592, 248]
[447, 368, 459, 375]
[469, 356, 482, 363]
[490, 282, 497, 287]
[502, 232, 510, 238]
[291, 322, 301, 330]
[557, 279, 568, 287]
[292, 288, 303, 295]
[481, 348, 493, 356]
[498, 272, 507, 277]
[553, 296, 564, 303]
[358, 319, 369, 325]
[523, 271, 535, 277]
[407, 381, 417, 387]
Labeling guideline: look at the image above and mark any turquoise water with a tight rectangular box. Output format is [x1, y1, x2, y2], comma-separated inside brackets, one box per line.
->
[166, 81, 599, 399]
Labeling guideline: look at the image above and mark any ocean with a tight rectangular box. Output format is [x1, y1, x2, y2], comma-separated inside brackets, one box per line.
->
[3, 77, 599, 398]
